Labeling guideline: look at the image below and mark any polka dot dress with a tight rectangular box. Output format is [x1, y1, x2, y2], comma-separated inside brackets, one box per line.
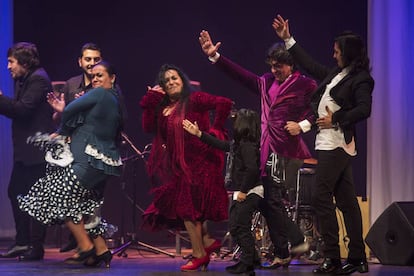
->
[18, 133, 115, 238]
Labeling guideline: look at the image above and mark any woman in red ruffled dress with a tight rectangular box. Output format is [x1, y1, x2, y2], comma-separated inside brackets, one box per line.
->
[139, 64, 233, 271]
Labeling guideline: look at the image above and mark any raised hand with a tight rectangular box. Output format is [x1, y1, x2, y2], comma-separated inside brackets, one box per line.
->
[272, 14, 291, 40]
[147, 85, 166, 95]
[199, 30, 222, 57]
[47, 92, 65, 113]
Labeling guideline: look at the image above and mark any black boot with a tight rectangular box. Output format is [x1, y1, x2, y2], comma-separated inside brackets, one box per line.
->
[336, 259, 368, 275]
[226, 261, 255, 275]
[18, 245, 44, 261]
[313, 257, 341, 274]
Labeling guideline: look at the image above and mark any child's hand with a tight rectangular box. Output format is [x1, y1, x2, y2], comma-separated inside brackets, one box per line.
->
[183, 119, 202, 137]
[237, 192, 247, 202]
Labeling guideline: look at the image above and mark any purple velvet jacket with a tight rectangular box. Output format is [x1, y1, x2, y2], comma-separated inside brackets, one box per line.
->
[214, 55, 317, 173]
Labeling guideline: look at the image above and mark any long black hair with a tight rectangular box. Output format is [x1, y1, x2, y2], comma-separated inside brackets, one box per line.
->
[233, 108, 261, 145]
[156, 63, 196, 107]
[335, 31, 371, 73]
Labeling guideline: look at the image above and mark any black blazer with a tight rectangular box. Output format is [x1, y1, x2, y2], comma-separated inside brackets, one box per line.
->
[288, 42, 374, 144]
[200, 132, 262, 193]
[0, 67, 55, 165]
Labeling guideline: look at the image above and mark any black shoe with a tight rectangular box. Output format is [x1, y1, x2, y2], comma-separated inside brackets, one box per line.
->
[0, 244, 29, 258]
[336, 259, 368, 275]
[18, 246, 44, 261]
[60, 237, 77, 253]
[226, 261, 255, 274]
[313, 257, 341, 274]
[84, 250, 112, 268]
[261, 256, 291, 269]
[64, 247, 96, 264]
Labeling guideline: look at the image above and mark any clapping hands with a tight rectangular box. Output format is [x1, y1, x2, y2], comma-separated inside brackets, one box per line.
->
[47, 92, 65, 113]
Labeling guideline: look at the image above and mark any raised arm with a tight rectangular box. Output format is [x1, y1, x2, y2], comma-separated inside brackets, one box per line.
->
[198, 30, 265, 96]
[139, 86, 165, 133]
[272, 13, 330, 81]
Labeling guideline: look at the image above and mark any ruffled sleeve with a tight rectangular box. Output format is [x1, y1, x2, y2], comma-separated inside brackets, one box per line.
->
[139, 90, 165, 133]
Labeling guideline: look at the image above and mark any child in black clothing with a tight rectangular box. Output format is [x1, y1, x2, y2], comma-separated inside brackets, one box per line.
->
[183, 108, 262, 275]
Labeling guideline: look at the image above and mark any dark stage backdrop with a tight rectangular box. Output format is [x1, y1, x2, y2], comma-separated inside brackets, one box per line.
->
[13, 0, 367, 245]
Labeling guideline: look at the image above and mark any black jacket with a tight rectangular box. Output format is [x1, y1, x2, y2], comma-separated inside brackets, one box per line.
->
[288, 42, 374, 144]
[0, 67, 55, 165]
[200, 132, 261, 193]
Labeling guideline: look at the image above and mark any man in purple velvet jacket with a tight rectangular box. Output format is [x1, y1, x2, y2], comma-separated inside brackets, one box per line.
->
[199, 30, 317, 269]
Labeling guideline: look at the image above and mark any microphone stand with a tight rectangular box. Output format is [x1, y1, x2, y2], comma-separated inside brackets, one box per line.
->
[111, 132, 176, 258]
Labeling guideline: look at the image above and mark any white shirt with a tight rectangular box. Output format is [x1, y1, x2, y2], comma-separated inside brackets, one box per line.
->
[284, 36, 355, 156]
[315, 68, 356, 156]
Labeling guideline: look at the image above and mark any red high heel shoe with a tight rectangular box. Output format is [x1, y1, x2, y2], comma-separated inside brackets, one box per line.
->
[180, 255, 210, 272]
[205, 239, 222, 255]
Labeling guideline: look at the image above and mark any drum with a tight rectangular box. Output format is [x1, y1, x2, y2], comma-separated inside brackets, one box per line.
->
[297, 167, 316, 206]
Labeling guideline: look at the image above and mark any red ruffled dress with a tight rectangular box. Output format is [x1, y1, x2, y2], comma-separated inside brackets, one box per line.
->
[140, 90, 233, 231]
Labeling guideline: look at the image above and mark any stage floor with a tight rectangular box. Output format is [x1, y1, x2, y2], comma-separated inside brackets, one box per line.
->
[1, 245, 414, 276]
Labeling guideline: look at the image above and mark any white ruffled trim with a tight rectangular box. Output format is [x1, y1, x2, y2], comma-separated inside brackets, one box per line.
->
[84, 215, 102, 230]
[27, 133, 74, 167]
[84, 144, 123, 166]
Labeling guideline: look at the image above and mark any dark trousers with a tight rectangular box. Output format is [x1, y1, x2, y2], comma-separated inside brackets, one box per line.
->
[229, 193, 261, 266]
[8, 162, 47, 247]
[261, 156, 305, 258]
[312, 148, 365, 260]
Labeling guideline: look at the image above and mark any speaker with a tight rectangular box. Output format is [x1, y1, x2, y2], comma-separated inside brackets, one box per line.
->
[365, 201, 414, 265]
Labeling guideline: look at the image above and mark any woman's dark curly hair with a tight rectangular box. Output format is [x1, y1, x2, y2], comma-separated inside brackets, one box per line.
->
[156, 64, 196, 107]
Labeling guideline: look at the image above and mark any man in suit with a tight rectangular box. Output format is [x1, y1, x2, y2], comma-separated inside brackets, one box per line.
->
[51, 42, 102, 123]
[0, 42, 55, 260]
[273, 15, 374, 275]
[199, 30, 317, 269]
